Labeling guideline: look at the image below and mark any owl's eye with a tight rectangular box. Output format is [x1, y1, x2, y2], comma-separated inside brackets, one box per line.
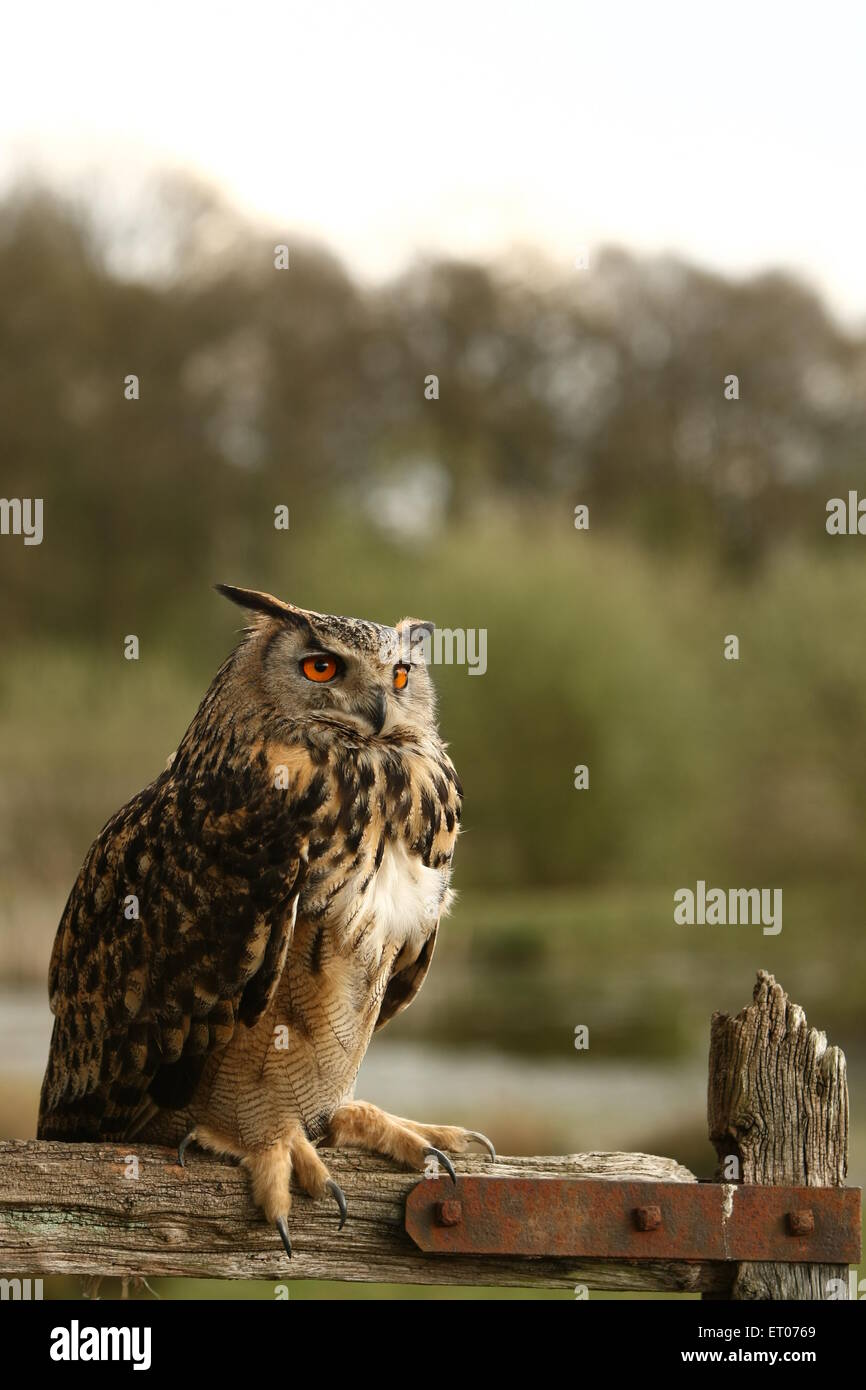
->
[393, 664, 409, 691]
[301, 655, 340, 683]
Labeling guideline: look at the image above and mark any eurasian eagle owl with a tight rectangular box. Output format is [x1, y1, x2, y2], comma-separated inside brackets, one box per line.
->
[38, 585, 494, 1257]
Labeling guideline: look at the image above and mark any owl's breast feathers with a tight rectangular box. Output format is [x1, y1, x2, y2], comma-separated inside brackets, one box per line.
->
[37, 726, 461, 1142]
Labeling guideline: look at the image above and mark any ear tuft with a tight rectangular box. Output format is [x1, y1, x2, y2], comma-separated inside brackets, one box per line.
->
[215, 584, 304, 624]
[396, 617, 435, 637]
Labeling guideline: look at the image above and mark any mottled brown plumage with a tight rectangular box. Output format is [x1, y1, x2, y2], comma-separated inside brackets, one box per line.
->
[38, 586, 493, 1254]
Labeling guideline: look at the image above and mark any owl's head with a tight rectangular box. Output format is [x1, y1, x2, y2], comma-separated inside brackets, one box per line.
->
[217, 584, 438, 738]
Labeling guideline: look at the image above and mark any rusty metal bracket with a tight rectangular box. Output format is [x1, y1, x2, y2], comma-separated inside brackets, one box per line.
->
[405, 1178, 862, 1263]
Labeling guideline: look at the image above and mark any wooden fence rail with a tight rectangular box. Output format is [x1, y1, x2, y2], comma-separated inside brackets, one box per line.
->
[0, 972, 859, 1298]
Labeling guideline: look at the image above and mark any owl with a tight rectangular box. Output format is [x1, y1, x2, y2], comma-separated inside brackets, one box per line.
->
[38, 585, 494, 1258]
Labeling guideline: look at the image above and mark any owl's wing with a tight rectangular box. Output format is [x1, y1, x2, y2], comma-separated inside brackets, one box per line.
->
[38, 751, 323, 1140]
[373, 918, 439, 1032]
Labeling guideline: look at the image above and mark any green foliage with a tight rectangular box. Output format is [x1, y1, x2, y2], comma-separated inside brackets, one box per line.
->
[2, 180, 866, 643]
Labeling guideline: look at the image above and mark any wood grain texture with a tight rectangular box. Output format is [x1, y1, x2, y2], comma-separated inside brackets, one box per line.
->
[708, 970, 849, 1300]
[0, 1140, 734, 1291]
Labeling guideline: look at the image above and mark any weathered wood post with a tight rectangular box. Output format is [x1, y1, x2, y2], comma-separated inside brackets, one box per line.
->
[708, 969, 850, 1299]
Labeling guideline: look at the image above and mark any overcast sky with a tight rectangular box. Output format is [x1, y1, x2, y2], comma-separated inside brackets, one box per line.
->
[2, 1, 863, 323]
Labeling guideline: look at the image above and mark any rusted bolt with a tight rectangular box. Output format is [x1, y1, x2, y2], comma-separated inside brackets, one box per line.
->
[633, 1205, 662, 1232]
[787, 1209, 815, 1235]
[435, 1199, 463, 1227]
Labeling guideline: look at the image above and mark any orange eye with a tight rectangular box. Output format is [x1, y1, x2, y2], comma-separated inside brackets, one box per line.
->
[301, 655, 339, 683]
[393, 665, 409, 690]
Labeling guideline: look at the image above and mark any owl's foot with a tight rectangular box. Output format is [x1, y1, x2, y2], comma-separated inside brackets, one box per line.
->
[327, 1100, 496, 1178]
[245, 1131, 348, 1259]
[173, 1122, 347, 1262]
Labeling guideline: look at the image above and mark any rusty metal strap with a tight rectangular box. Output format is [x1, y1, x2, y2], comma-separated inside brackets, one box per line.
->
[405, 1178, 862, 1263]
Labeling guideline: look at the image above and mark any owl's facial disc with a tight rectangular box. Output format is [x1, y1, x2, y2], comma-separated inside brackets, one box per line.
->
[257, 617, 436, 740]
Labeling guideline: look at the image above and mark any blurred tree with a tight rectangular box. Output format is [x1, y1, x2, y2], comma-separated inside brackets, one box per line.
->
[3, 177, 866, 641]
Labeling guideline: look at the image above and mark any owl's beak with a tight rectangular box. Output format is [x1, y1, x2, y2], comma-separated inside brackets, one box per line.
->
[352, 688, 388, 735]
[369, 688, 388, 735]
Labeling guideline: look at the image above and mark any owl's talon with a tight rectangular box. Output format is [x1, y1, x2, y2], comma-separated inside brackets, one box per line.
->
[326, 1179, 348, 1229]
[177, 1130, 197, 1167]
[465, 1130, 497, 1161]
[425, 1146, 458, 1184]
[276, 1217, 293, 1259]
